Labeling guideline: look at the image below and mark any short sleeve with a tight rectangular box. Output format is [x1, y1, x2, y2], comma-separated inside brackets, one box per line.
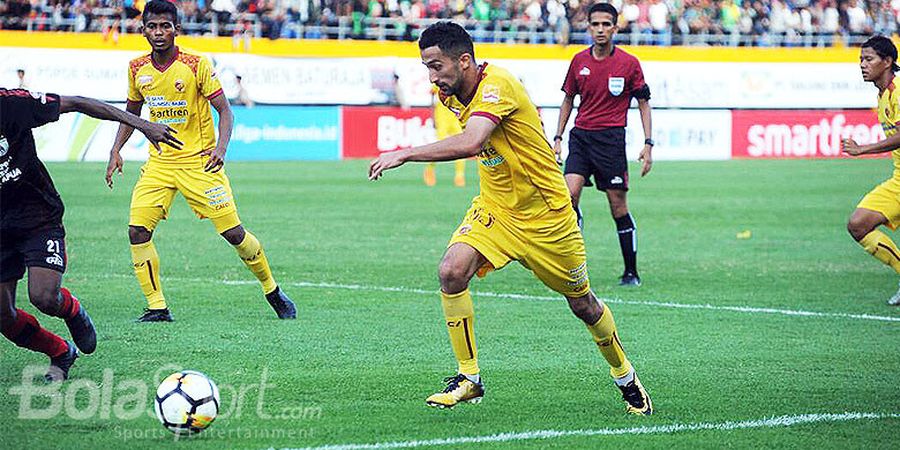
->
[470, 77, 518, 125]
[1, 90, 61, 131]
[629, 58, 646, 94]
[561, 57, 579, 96]
[198, 57, 224, 100]
[127, 65, 143, 102]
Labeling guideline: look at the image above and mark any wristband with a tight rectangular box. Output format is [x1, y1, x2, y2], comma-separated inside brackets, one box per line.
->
[553, 135, 563, 142]
[644, 138, 655, 147]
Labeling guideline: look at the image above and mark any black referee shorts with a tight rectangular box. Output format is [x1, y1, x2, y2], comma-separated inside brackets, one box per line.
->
[564, 127, 628, 191]
[0, 226, 67, 282]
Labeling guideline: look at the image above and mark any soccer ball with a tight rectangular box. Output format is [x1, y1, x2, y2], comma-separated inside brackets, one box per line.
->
[154, 370, 220, 436]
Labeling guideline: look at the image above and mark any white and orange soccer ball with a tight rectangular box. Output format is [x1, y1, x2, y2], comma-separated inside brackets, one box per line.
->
[154, 370, 220, 436]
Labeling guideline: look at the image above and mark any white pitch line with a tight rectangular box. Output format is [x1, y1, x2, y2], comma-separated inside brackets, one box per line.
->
[85, 273, 900, 323]
[271, 412, 900, 450]
[267, 280, 900, 324]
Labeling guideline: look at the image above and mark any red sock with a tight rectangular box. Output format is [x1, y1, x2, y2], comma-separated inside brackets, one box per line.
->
[58, 287, 81, 320]
[2, 309, 68, 358]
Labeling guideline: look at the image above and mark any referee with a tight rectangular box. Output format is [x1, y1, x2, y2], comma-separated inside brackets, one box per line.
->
[552, 2, 653, 286]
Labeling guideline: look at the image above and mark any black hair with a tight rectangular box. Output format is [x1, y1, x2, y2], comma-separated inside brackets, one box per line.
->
[142, 0, 179, 24]
[588, 2, 618, 24]
[418, 22, 475, 60]
[862, 35, 900, 72]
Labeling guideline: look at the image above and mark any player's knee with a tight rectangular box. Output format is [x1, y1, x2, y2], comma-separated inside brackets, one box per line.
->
[567, 294, 603, 325]
[438, 260, 469, 291]
[220, 225, 245, 245]
[129, 226, 153, 244]
[847, 217, 871, 242]
[28, 287, 60, 316]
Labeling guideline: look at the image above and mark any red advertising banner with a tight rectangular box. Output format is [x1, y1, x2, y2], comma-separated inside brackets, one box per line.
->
[341, 106, 436, 158]
[732, 109, 886, 159]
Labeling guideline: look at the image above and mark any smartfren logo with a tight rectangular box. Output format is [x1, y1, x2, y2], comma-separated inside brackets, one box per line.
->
[745, 114, 884, 157]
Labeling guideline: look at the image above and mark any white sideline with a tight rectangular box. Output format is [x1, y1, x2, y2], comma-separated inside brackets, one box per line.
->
[270, 412, 900, 450]
[90, 273, 900, 323]
[261, 279, 900, 324]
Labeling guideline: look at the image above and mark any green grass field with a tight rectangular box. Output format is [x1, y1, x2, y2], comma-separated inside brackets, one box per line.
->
[2, 159, 899, 449]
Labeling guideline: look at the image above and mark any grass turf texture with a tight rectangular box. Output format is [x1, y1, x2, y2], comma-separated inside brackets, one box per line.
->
[2, 159, 899, 449]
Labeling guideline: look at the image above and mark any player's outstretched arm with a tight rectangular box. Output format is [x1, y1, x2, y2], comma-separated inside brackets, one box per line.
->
[203, 94, 233, 173]
[843, 132, 900, 156]
[637, 97, 653, 177]
[368, 116, 495, 181]
[59, 96, 181, 153]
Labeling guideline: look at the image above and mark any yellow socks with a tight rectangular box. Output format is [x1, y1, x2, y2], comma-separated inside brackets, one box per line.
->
[234, 231, 277, 294]
[586, 303, 633, 379]
[441, 289, 479, 375]
[860, 230, 900, 274]
[131, 241, 166, 309]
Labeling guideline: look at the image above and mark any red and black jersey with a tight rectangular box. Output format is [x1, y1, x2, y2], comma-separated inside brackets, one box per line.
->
[562, 46, 647, 130]
[0, 89, 63, 234]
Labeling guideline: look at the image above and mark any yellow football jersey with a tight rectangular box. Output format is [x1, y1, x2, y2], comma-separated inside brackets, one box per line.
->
[128, 47, 223, 164]
[441, 63, 570, 217]
[877, 80, 900, 178]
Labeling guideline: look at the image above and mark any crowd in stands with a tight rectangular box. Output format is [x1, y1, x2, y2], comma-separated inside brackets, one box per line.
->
[2, 0, 899, 45]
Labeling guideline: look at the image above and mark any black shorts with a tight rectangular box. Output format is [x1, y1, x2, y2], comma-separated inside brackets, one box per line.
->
[564, 127, 628, 191]
[0, 226, 67, 282]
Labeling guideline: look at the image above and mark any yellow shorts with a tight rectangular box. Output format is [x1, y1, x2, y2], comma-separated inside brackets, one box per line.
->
[448, 197, 590, 298]
[129, 161, 241, 233]
[858, 178, 900, 230]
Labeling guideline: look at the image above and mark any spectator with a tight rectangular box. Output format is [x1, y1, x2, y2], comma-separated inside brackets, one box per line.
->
[845, 0, 869, 36]
[232, 75, 255, 108]
[16, 69, 28, 90]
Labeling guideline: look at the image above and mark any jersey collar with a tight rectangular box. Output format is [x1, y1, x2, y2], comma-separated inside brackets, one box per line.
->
[458, 62, 488, 106]
[151, 46, 180, 73]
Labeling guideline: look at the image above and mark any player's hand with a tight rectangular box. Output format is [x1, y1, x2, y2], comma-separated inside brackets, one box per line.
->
[202, 146, 226, 173]
[842, 138, 863, 156]
[638, 144, 653, 177]
[553, 140, 563, 165]
[139, 122, 182, 155]
[368, 150, 408, 180]
[105, 151, 123, 189]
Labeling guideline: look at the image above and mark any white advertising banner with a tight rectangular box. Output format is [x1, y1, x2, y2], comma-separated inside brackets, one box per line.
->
[539, 108, 732, 161]
[2, 47, 876, 109]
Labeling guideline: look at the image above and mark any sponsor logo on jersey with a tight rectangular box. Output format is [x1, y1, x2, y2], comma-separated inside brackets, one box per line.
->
[579, 67, 591, 76]
[478, 145, 505, 167]
[608, 77, 625, 96]
[146, 96, 189, 125]
[46, 254, 64, 267]
[0, 135, 8, 158]
[482, 84, 500, 103]
[28, 91, 48, 104]
[174, 79, 185, 92]
[138, 75, 153, 85]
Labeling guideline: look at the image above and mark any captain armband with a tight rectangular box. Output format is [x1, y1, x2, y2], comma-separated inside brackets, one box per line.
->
[632, 84, 651, 100]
